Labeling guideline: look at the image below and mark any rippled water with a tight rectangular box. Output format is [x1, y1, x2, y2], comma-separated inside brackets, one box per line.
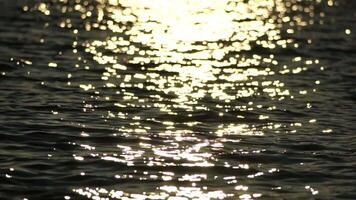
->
[0, 0, 355, 199]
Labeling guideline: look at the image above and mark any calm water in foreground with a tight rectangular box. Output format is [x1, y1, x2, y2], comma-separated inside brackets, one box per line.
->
[0, 0, 355, 199]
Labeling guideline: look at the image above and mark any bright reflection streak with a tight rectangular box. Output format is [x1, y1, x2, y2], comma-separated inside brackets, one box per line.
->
[84, 0, 295, 135]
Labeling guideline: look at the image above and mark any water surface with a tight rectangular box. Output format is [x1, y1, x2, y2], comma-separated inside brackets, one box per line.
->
[0, 0, 356, 199]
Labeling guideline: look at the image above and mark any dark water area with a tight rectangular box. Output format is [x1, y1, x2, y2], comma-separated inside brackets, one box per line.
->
[0, 0, 355, 199]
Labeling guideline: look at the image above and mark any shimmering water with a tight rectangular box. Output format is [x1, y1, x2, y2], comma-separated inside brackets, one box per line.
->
[0, 0, 355, 199]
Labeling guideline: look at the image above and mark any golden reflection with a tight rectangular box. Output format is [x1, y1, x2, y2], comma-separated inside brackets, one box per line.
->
[79, 0, 308, 135]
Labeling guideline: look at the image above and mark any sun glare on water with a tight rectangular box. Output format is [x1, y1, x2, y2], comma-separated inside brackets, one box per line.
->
[30, 0, 322, 199]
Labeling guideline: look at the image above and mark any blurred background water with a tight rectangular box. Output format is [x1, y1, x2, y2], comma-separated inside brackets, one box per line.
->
[0, 0, 355, 199]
